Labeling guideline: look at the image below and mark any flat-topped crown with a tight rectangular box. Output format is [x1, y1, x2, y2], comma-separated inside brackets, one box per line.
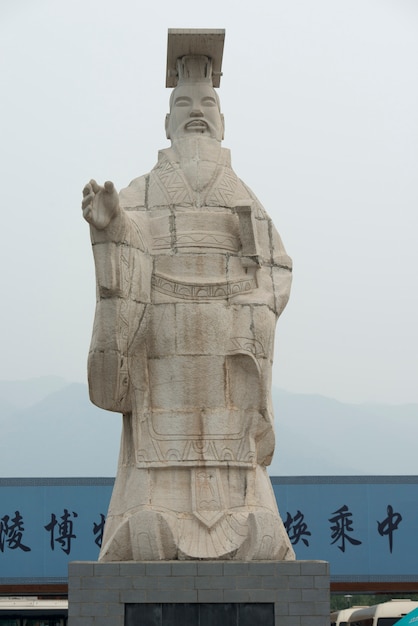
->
[166, 29, 225, 88]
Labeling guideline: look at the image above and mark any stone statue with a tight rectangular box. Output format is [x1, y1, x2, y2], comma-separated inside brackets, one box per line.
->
[81, 30, 294, 561]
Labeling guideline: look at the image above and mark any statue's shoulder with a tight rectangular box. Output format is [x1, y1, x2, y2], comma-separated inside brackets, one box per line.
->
[234, 178, 269, 220]
[235, 178, 291, 266]
[118, 150, 173, 211]
[119, 173, 149, 211]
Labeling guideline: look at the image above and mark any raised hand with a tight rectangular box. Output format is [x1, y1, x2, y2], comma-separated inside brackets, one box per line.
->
[82, 179, 119, 230]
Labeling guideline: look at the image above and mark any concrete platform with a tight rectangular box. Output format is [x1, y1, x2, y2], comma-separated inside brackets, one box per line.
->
[68, 560, 330, 626]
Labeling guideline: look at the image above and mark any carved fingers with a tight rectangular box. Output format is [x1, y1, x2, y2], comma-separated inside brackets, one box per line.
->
[81, 179, 119, 230]
[82, 180, 95, 222]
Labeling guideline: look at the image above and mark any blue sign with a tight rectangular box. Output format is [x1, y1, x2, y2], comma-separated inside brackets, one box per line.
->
[1, 476, 417, 584]
[272, 476, 418, 583]
[0, 478, 112, 582]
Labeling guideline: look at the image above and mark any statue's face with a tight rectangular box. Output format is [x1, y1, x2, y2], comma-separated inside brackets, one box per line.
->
[166, 83, 224, 143]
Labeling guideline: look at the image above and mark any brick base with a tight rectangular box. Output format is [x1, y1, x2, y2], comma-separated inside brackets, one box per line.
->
[68, 560, 330, 626]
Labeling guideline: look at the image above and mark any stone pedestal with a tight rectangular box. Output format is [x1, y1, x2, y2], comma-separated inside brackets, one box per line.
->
[68, 560, 330, 626]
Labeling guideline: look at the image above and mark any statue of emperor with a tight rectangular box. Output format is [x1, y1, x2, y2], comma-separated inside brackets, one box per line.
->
[81, 29, 294, 561]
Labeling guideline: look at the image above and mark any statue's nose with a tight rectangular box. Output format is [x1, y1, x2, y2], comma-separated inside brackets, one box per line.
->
[190, 109, 204, 117]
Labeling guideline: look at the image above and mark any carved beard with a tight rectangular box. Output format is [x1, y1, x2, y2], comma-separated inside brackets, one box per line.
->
[172, 136, 222, 193]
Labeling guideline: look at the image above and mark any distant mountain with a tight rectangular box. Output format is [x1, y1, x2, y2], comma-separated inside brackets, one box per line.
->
[0, 375, 68, 410]
[0, 378, 417, 478]
[0, 380, 120, 477]
[270, 389, 418, 476]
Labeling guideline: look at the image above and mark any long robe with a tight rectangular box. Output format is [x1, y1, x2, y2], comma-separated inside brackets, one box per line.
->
[88, 146, 294, 560]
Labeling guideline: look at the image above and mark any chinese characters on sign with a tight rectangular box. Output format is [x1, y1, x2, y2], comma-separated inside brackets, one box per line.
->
[0, 511, 31, 553]
[284, 510, 311, 547]
[93, 514, 106, 549]
[0, 504, 404, 557]
[377, 505, 403, 554]
[44, 509, 79, 555]
[329, 505, 363, 552]
[284, 504, 402, 554]
[0, 510, 106, 555]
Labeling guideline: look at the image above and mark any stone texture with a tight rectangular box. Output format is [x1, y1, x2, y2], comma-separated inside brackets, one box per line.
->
[68, 561, 330, 626]
[81, 32, 293, 562]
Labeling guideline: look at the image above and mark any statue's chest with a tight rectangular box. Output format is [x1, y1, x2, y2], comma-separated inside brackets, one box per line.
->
[148, 158, 239, 210]
[150, 211, 240, 256]
[148, 211, 255, 303]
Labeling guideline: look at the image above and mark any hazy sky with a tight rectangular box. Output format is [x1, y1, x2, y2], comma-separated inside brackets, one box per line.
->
[1, 0, 417, 405]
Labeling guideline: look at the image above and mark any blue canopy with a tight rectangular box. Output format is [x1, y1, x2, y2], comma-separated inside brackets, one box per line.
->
[396, 607, 418, 625]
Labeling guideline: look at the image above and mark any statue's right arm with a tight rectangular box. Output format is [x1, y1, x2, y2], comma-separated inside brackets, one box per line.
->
[82, 178, 150, 413]
[81, 178, 137, 299]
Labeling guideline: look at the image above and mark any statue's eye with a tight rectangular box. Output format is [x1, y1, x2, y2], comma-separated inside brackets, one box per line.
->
[175, 98, 191, 107]
[201, 97, 216, 107]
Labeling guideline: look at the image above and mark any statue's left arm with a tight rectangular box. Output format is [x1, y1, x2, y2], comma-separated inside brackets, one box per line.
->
[235, 198, 292, 318]
[268, 219, 293, 318]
